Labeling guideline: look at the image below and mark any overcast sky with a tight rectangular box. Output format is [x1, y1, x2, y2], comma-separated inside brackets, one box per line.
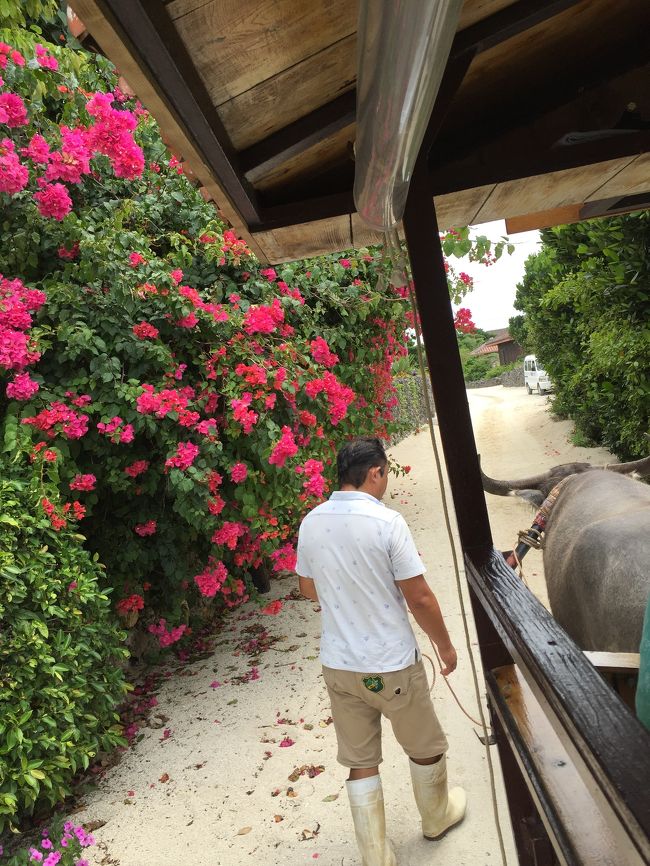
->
[450, 220, 542, 331]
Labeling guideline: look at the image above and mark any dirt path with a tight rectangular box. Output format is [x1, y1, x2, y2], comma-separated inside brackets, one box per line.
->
[71, 385, 615, 866]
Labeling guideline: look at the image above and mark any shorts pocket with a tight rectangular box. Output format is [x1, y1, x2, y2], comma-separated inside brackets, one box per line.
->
[365, 668, 412, 703]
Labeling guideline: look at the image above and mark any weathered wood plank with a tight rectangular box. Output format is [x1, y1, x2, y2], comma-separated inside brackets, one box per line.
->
[506, 204, 583, 233]
[168, 0, 355, 105]
[251, 124, 353, 191]
[466, 552, 650, 862]
[474, 159, 634, 222]
[584, 651, 641, 673]
[489, 665, 623, 866]
[218, 35, 356, 150]
[585, 154, 650, 201]
[254, 215, 354, 263]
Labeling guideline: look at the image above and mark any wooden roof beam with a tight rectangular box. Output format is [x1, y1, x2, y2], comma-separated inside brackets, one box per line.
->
[431, 131, 650, 196]
[239, 0, 585, 181]
[451, 0, 586, 56]
[239, 90, 355, 182]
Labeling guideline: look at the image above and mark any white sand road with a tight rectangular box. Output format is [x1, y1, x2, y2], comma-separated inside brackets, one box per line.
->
[67, 385, 615, 866]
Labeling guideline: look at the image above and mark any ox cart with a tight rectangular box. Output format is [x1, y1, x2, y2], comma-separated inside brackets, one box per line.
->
[71, 0, 650, 862]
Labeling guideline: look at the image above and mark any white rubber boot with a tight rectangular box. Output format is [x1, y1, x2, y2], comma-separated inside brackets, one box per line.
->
[345, 775, 397, 866]
[409, 756, 467, 840]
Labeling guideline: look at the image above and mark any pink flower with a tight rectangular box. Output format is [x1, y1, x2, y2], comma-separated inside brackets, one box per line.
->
[22, 401, 88, 439]
[261, 600, 283, 615]
[35, 43, 58, 71]
[242, 298, 284, 335]
[230, 462, 248, 483]
[269, 426, 298, 467]
[339, 258, 351, 269]
[6, 371, 39, 400]
[176, 312, 199, 329]
[148, 618, 186, 647]
[212, 521, 246, 550]
[279, 737, 295, 747]
[270, 543, 297, 573]
[260, 267, 277, 281]
[33, 182, 73, 220]
[125, 459, 149, 478]
[46, 127, 91, 184]
[23, 133, 51, 164]
[310, 336, 339, 368]
[134, 520, 157, 537]
[58, 241, 79, 260]
[194, 559, 228, 597]
[129, 252, 146, 267]
[170, 269, 183, 284]
[69, 473, 96, 492]
[230, 393, 258, 434]
[210, 680, 222, 688]
[0, 92, 28, 127]
[10, 50, 25, 67]
[165, 441, 199, 471]
[132, 321, 159, 340]
[0, 139, 29, 195]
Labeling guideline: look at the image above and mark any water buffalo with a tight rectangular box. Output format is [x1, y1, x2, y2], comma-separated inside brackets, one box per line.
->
[481, 457, 650, 653]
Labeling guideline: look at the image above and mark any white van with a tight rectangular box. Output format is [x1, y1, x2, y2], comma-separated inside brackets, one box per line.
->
[524, 354, 552, 394]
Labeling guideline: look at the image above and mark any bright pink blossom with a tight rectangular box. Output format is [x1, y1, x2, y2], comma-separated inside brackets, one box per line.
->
[35, 43, 58, 71]
[69, 473, 96, 492]
[260, 267, 277, 281]
[22, 401, 88, 439]
[0, 92, 28, 127]
[129, 252, 146, 267]
[270, 543, 298, 573]
[133, 321, 159, 340]
[45, 127, 91, 184]
[212, 521, 246, 550]
[230, 392, 258, 433]
[125, 459, 149, 478]
[33, 182, 72, 220]
[135, 520, 157, 537]
[0, 138, 28, 194]
[23, 133, 51, 164]
[310, 336, 339, 368]
[242, 298, 284, 335]
[6, 371, 39, 400]
[148, 618, 186, 647]
[165, 441, 199, 471]
[194, 559, 228, 597]
[269, 426, 298, 467]
[230, 462, 248, 483]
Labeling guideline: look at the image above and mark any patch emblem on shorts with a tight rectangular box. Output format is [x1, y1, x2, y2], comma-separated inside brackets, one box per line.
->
[362, 675, 384, 693]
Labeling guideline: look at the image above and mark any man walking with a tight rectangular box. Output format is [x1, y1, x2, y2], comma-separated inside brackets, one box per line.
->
[296, 437, 466, 866]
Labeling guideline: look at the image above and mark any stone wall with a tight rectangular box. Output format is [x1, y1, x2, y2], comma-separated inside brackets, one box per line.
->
[391, 371, 433, 443]
[466, 366, 525, 389]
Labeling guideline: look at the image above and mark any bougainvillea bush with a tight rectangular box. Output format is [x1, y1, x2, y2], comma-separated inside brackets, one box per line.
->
[0, 32, 421, 641]
[0, 470, 127, 833]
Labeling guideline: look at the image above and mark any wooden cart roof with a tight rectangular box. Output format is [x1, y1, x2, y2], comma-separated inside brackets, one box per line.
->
[70, 0, 650, 262]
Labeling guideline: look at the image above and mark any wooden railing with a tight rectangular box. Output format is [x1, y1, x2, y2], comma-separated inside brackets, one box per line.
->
[466, 552, 650, 865]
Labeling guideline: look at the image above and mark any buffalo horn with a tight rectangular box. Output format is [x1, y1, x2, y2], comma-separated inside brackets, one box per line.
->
[605, 455, 650, 476]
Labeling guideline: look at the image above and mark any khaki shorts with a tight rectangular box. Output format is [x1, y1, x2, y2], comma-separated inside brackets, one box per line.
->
[322, 660, 449, 768]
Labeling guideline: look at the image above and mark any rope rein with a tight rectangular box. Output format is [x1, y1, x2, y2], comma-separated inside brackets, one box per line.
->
[408, 282, 509, 866]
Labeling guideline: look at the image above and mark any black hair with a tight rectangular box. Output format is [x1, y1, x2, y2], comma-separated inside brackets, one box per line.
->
[337, 437, 387, 488]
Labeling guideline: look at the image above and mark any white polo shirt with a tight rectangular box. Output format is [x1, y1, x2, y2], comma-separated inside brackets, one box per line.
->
[296, 490, 425, 672]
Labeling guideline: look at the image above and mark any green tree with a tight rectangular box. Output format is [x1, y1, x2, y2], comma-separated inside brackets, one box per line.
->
[513, 213, 650, 458]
